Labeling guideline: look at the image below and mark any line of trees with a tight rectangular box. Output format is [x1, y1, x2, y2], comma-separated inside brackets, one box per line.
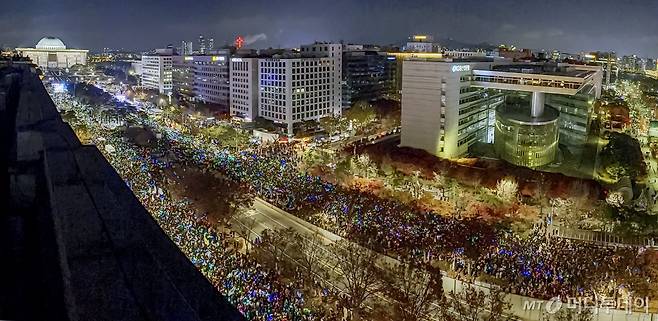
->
[247, 228, 597, 321]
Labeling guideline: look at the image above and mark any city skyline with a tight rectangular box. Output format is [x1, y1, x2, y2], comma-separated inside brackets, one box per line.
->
[2, 0, 658, 56]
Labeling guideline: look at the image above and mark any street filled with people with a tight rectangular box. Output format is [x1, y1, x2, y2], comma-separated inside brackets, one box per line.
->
[52, 90, 346, 320]
[50, 81, 656, 319]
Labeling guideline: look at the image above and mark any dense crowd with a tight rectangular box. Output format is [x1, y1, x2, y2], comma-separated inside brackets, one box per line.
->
[57, 85, 655, 319]
[55, 93, 343, 321]
[172, 129, 655, 301]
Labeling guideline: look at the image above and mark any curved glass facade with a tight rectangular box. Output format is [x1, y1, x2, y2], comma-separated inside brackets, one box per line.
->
[494, 104, 559, 168]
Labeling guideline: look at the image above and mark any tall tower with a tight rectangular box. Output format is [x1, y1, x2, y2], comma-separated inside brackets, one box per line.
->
[606, 54, 612, 88]
[198, 35, 206, 54]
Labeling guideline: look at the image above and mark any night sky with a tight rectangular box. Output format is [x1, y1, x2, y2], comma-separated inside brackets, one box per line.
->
[2, 0, 658, 56]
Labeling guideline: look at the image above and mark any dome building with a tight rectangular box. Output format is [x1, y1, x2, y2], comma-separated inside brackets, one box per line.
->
[17, 37, 88, 70]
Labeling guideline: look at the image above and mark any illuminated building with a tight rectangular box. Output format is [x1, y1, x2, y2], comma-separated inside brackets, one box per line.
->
[494, 100, 560, 167]
[198, 35, 206, 54]
[181, 41, 193, 55]
[582, 52, 617, 87]
[172, 56, 194, 100]
[300, 43, 343, 113]
[401, 59, 602, 168]
[404, 35, 440, 53]
[342, 49, 397, 108]
[172, 51, 230, 108]
[229, 57, 259, 121]
[16, 37, 88, 70]
[258, 56, 340, 135]
[386, 51, 444, 97]
[401, 60, 505, 158]
[141, 49, 173, 94]
[620, 55, 647, 73]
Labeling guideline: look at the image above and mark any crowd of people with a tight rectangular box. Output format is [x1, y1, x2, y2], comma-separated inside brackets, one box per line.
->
[172, 125, 655, 301]
[55, 92, 344, 321]
[56, 84, 656, 319]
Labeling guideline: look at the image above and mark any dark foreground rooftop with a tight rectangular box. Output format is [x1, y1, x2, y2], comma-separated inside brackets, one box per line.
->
[0, 60, 243, 321]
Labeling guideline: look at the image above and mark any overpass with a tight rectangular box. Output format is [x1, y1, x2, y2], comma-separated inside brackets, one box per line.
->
[472, 64, 603, 118]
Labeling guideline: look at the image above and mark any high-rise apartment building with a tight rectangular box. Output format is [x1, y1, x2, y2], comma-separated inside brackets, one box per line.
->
[181, 41, 193, 55]
[229, 57, 259, 121]
[258, 56, 339, 135]
[198, 35, 206, 54]
[141, 49, 174, 95]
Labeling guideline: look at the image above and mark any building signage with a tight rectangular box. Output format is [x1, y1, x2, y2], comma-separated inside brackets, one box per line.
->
[451, 65, 471, 72]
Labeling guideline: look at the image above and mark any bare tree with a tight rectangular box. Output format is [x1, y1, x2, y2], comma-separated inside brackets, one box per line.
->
[254, 228, 298, 272]
[385, 264, 443, 321]
[495, 177, 519, 203]
[542, 307, 593, 321]
[294, 232, 330, 282]
[437, 285, 513, 321]
[329, 239, 385, 311]
[432, 172, 447, 199]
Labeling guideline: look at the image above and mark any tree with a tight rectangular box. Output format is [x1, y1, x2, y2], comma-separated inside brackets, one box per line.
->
[542, 307, 593, 321]
[598, 132, 646, 181]
[255, 228, 298, 272]
[211, 178, 254, 225]
[407, 170, 424, 199]
[200, 125, 251, 150]
[329, 240, 385, 311]
[605, 191, 625, 208]
[495, 177, 518, 203]
[351, 154, 378, 178]
[385, 264, 443, 321]
[432, 172, 447, 199]
[319, 115, 343, 135]
[345, 100, 376, 131]
[437, 285, 513, 321]
[293, 232, 330, 283]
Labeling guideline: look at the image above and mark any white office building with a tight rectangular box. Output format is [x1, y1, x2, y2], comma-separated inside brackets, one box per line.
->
[404, 35, 441, 53]
[401, 59, 602, 167]
[259, 57, 339, 135]
[300, 43, 343, 113]
[230, 57, 259, 121]
[141, 49, 174, 95]
[401, 60, 504, 158]
[17, 37, 88, 70]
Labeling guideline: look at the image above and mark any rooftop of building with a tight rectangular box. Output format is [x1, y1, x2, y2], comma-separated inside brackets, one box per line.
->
[491, 63, 598, 78]
[0, 60, 243, 321]
[36, 37, 66, 50]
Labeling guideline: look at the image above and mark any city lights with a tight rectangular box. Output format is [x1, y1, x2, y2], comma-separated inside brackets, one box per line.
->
[3, 2, 658, 320]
